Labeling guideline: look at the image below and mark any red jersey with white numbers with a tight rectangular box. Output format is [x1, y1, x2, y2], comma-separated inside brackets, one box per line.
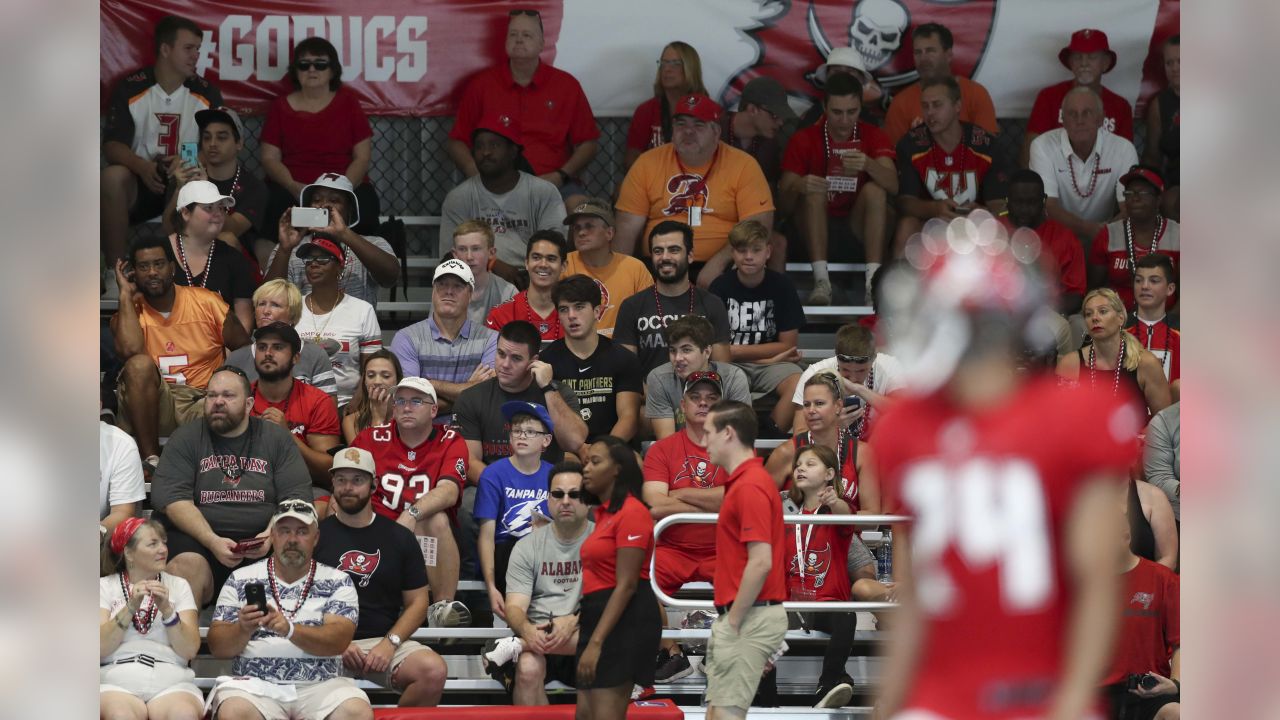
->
[352, 421, 468, 520]
[872, 377, 1138, 719]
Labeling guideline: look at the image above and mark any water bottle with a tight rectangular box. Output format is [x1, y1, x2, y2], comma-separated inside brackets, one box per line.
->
[874, 529, 893, 583]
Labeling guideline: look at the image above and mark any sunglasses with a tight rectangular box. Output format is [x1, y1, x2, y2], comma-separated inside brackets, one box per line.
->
[277, 499, 316, 515]
[295, 60, 331, 71]
[301, 255, 337, 266]
[549, 489, 583, 500]
[837, 354, 872, 364]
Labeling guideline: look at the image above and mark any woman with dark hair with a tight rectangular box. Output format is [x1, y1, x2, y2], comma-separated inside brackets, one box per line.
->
[623, 41, 707, 170]
[100, 518, 203, 720]
[260, 37, 379, 235]
[341, 348, 404, 442]
[576, 436, 662, 718]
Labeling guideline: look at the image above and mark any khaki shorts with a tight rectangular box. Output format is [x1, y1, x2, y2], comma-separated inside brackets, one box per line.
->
[116, 363, 206, 438]
[211, 676, 368, 720]
[704, 604, 788, 711]
[736, 361, 804, 396]
[347, 637, 435, 690]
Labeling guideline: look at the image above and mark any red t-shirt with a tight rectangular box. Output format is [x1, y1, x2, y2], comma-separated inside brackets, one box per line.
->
[580, 495, 654, 595]
[1101, 558, 1180, 686]
[449, 62, 600, 176]
[789, 433, 862, 511]
[1088, 220, 1181, 309]
[642, 429, 727, 550]
[872, 377, 1139, 719]
[260, 88, 374, 185]
[785, 506, 856, 602]
[999, 216, 1087, 297]
[781, 119, 895, 217]
[626, 96, 666, 152]
[251, 380, 340, 439]
[1127, 318, 1181, 383]
[484, 291, 563, 341]
[1027, 80, 1134, 140]
[714, 457, 787, 607]
[352, 422, 468, 520]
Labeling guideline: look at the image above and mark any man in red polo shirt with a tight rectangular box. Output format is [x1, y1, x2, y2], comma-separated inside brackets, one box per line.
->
[703, 400, 788, 719]
[446, 9, 598, 210]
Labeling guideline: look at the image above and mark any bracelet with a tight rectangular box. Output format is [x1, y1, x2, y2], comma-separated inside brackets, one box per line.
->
[162, 611, 180, 627]
[285, 618, 295, 640]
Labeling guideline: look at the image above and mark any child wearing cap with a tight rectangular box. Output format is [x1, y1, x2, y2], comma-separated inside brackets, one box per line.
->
[475, 402, 555, 621]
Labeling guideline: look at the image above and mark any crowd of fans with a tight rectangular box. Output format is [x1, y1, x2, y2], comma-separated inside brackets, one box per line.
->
[100, 10, 1181, 720]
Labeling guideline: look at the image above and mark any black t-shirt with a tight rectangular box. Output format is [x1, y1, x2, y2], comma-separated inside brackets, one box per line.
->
[314, 514, 428, 639]
[172, 238, 256, 308]
[612, 286, 733, 374]
[453, 377, 581, 465]
[708, 268, 806, 345]
[540, 336, 642, 441]
[210, 169, 268, 244]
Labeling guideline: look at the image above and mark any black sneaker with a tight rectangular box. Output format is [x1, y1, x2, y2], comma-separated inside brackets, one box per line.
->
[814, 677, 854, 708]
[655, 649, 694, 682]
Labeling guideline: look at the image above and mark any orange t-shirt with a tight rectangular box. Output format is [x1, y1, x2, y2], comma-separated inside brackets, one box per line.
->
[562, 251, 655, 337]
[616, 142, 775, 262]
[137, 285, 227, 389]
[884, 76, 999, 145]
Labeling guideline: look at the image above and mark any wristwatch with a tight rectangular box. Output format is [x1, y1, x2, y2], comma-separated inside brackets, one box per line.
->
[406, 505, 422, 520]
[540, 379, 559, 394]
[386, 633, 403, 648]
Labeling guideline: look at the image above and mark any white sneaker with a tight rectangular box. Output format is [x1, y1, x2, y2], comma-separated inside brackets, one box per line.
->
[427, 599, 472, 628]
[809, 278, 832, 306]
[482, 635, 524, 669]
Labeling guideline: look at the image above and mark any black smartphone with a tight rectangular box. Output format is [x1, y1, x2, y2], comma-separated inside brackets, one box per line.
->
[244, 582, 268, 614]
[844, 395, 863, 410]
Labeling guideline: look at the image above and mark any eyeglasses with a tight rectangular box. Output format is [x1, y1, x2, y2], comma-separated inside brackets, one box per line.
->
[393, 397, 434, 408]
[277, 499, 316, 515]
[837, 354, 872, 364]
[657, 59, 684, 67]
[301, 255, 337, 266]
[549, 489, 583, 500]
[511, 428, 551, 439]
[295, 60, 330, 71]
[1123, 189, 1157, 199]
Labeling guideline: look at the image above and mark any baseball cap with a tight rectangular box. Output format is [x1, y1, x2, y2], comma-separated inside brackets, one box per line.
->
[740, 77, 797, 121]
[501, 400, 554, 435]
[564, 198, 615, 227]
[673, 94, 722, 124]
[297, 236, 346, 263]
[683, 370, 723, 395]
[433, 258, 475, 288]
[270, 499, 319, 528]
[300, 172, 361, 227]
[253, 321, 301, 354]
[195, 106, 246, 141]
[395, 376, 439, 404]
[474, 111, 523, 147]
[1119, 166, 1166, 193]
[330, 447, 376, 477]
[1059, 29, 1117, 72]
[175, 180, 235, 209]
[815, 47, 869, 84]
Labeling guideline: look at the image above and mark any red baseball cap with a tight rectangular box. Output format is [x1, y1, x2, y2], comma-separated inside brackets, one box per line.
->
[474, 111, 523, 147]
[1059, 29, 1117, 73]
[673, 94, 722, 124]
[1120, 166, 1165, 193]
[298, 236, 346, 263]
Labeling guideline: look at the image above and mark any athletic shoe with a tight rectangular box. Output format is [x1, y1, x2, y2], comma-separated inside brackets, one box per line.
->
[809, 278, 833, 306]
[814, 677, 854, 708]
[142, 455, 160, 482]
[654, 648, 694, 682]
[482, 635, 524, 670]
[631, 684, 655, 700]
[864, 262, 881, 303]
[427, 599, 472, 628]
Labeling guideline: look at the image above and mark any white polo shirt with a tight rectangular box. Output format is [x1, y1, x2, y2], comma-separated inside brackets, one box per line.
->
[1029, 128, 1138, 224]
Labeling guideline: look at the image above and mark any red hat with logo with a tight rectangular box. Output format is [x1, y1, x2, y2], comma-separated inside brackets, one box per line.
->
[1059, 29, 1117, 73]
[1119, 165, 1165, 193]
[474, 111, 523, 147]
[673, 94, 722, 123]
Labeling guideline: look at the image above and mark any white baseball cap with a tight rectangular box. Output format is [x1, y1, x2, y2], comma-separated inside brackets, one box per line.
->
[269, 499, 319, 528]
[330, 447, 376, 477]
[815, 47, 870, 84]
[300, 172, 360, 227]
[394, 376, 438, 404]
[434, 258, 476, 287]
[176, 180, 235, 209]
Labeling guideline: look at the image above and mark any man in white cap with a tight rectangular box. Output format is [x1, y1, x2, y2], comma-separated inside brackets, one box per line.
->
[264, 172, 401, 307]
[799, 46, 885, 129]
[390, 259, 498, 420]
[207, 498, 374, 720]
[315, 448, 449, 707]
[351, 377, 472, 628]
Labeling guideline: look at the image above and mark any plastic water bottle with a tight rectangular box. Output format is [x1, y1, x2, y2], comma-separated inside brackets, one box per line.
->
[874, 529, 893, 583]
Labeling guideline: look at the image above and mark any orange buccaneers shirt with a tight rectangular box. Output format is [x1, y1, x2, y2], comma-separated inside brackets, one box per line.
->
[137, 285, 227, 389]
[616, 142, 774, 262]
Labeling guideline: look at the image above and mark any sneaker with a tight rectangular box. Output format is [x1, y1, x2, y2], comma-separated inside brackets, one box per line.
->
[482, 635, 524, 669]
[427, 599, 472, 628]
[655, 649, 694, 682]
[142, 455, 160, 482]
[631, 684, 655, 701]
[809, 278, 832, 306]
[814, 677, 854, 708]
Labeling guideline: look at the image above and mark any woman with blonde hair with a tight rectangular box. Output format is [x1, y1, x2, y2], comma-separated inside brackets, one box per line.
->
[1057, 288, 1171, 416]
[225, 278, 338, 397]
[623, 41, 707, 169]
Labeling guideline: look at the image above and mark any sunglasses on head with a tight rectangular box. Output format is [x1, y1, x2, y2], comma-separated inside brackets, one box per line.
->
[837, 354, 872, 364]
[277, 499, 316, 515]
[295, 60, 330, 71]
[549, 489, 583, 500]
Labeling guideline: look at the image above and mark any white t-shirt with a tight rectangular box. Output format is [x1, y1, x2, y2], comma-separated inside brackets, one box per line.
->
[297, 294, 382, 406]
[100, 422, 146, 520]
[100, 572, 197, 666]
[1029, 127, 1139, 224]
[791, 354, 906, 407]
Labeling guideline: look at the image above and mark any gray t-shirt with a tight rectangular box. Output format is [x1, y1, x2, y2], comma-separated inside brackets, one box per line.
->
[505, 521, 594, 624]
[468, 275, 517, 327]
[269, 234, 397, 307]
[225, 339, 338, 398]
[438, 173, 567, 266]
[644, 360, 752, 426]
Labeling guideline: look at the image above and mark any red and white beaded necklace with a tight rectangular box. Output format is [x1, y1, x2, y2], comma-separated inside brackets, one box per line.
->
[176, 234, 215, 288]
[118, 570, 160, 634]
[266, 557, 318, 619]
[1068, 152, 1101, 198]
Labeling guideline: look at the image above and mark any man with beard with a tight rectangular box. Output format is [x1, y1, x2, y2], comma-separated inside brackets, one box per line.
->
[249, 322, 341, 487]
[1002, 169, 1087, 316]
[150, 366, 311, 606]
[315, 448, 449, 707]
[208, 499, 374, 719]
[613, 221, 733, 375]
[112, 236, 252, 473]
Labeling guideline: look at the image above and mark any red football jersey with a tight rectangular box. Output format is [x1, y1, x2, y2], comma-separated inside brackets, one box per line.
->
[781, 119, 895, 217]
[872, 376, 1139, 719]
[898, 123, 1012, 206]
[251, 381, 340, 439]
[1088, 220, 1181, 309]
[642, 429, 727, 550]
[714, 457, 788, 607]
[352, 421, 468, 520]
[785, 506, 855, 602]
[485, 291, 563, 342]
[580, 495, 654, 595]
[1101, 558, 1180, 686]
[1127, 319, 1180, 383]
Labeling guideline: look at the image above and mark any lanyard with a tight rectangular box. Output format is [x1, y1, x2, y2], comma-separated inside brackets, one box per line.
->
[675, 145, 720, 208]
[794, 507, 818, 586]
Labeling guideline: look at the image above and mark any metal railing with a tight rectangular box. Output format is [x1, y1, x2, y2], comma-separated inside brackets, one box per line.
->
[650, 512, 909, 612]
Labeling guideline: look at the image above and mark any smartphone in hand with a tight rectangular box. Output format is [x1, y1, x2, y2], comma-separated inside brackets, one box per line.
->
[243, 582, 269, 614]
[291, 206, 330, 228]
[179, 141, 199, 168]
[232, 537, 266, 554]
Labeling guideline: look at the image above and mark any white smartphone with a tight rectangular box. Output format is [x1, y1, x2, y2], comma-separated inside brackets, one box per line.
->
[290, 206, 329, 228]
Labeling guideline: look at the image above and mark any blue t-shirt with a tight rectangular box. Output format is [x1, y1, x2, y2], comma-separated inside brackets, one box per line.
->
[475, 458, 552, 544]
